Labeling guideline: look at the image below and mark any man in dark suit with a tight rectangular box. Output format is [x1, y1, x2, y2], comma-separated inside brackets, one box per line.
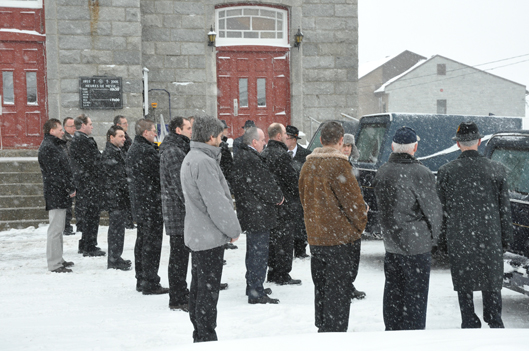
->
[62, 117, 76, 236]
[101, 125, 132, 271]
[160, 116, 193, 310]
[70, 114, 105, 257]
[285, 125, 312, 259]
[232, 127, 284, 304]
[126, 119, 168, 295]
[38, 119, 76, 273]
[261, 123, 302, 285]
[114, 115, 132, 152]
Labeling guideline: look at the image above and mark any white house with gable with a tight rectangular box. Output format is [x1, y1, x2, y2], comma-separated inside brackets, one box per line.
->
[375, 55, 527, 117]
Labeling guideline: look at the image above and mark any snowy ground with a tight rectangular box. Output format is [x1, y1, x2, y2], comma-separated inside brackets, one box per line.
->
[1, 224, 528, 350]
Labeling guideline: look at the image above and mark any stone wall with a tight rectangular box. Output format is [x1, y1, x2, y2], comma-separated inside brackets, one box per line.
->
[45, 0, 144, 147]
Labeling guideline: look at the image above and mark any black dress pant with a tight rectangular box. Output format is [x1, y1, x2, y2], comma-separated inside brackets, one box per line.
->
[293, 228, 308, 257]
[383, 252, 431, 330]
[245, 231, 270, 298]
[310, 243, 355, 332]
[135, 219, 163, 289]
[107, 209, 126, 264]
[189, 246, 225, 343]
[351, 239, 361, 285]
[169, 235, 190, 305]
[267, 216, 294, 283]
[76, 194, 100, 252]
[457, 290, 504, 328]
[64, 198, 73, 231]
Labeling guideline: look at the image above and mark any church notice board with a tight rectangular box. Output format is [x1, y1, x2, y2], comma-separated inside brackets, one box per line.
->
[79, 76, 123, 109]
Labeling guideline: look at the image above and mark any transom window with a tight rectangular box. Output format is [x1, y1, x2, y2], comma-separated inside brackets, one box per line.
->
[0, 0, 43, 9]
[216, 6, 288, 47]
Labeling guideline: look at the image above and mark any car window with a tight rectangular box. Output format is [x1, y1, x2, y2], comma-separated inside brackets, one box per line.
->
[356, 123, 387, 163]
[309, 129, 322, 151]
[491, 148, 529, 195]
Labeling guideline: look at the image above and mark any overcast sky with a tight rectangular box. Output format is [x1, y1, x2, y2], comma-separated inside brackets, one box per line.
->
[358, 0, 529, 116]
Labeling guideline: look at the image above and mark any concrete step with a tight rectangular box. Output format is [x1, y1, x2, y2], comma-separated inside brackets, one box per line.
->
[1, 207, 48, 221]
[0, 219, 48, 231]
[0, 158, 40, 173]
[0, 172, 42, 184]
[0, 195, 45, 209]
[0, 183, 43, 196]
[0, 150, 38, 157]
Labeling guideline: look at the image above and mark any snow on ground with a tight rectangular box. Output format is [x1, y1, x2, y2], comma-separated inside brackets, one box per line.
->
[1, 225, 528, 350]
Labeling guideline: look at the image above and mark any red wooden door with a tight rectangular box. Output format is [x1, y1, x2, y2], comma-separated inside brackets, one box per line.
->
[217, 48, 290, 138]
[1, 5, 46, 149]
[0, 41, 46, 148]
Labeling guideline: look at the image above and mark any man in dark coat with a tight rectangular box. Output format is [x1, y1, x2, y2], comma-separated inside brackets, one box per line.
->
[232, 127, 284, 304]
[38, 119, 77, 273]
[232, 119, 255, 157]
[126, 119, 168, 295]
[284, 125, 312, 259]
[374, 126, 442, 330]
[62, 117, 76, 236]
[101, 125, 132, 271]
[437, 121, 513, 329]
[70, 114, 105, 257]
[261, 123, 302, 285]
[114, 115, 132, 153]
[160, 116, 192, 310]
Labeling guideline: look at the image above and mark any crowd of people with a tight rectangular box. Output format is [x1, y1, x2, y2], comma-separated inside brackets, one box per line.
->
[37, 115, 512, 342]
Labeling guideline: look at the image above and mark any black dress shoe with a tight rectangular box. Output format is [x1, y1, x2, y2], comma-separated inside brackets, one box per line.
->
[142, 285, 169, 295]
[62, 261, 74, 268]
[295, 253, 310, 259]
[83, 249, 106, 257]
[52, 266, 72, 273]
[220, 283, 228, 291]
[249, 295, 280, 304]
[136, 281, 142, 292]
[264, 288, 272, 295]
[63, 228, 75, 236]
[352, 288, 366, 299]
[108, 261, 132, 271]
[225, 243, 238, 250]
[169, 303, 189, 312]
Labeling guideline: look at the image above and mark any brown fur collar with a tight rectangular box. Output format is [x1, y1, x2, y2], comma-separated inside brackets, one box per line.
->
[306, 146, 349, 161]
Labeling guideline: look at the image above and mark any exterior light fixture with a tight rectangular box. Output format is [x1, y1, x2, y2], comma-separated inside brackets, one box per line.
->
[294, 27, 303, 50]
[208, 25, 217, 50]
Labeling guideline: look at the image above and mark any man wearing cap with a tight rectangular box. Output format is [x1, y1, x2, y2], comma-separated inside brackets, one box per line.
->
[373, 126, 442, 330]
[232, 120, 256, 156]
[437, 122, 512, 329]
[285, 125, 312, 259]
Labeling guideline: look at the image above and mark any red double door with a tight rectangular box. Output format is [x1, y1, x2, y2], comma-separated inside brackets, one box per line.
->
[217, 48, 290, 139]
[1, 6, 47, 149]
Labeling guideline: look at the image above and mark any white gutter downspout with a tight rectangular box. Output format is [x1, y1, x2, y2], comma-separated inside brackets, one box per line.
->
[143, 67, 149, 118]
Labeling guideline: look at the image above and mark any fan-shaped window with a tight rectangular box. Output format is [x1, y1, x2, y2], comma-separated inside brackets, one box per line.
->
[216, 6, 288, 47]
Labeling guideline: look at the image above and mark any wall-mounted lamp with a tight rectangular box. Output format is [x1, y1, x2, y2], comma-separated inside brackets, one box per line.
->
[208, 25, 217, 51]
[294, 28, 304, 50]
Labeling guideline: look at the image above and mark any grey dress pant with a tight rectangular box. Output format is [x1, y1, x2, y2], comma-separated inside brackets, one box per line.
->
[47, 209, 67, 271]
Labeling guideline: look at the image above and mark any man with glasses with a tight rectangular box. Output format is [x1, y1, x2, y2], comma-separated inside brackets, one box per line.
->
[126, 119, 168, 295]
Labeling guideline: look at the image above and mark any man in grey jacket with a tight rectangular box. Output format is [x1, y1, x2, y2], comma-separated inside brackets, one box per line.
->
[373, 126, 442, 331]
[181, 116, 241, 343]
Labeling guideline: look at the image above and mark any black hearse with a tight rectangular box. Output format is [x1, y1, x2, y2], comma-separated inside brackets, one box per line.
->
[485, 131, 529, 296]
[309, 113, 523, 235]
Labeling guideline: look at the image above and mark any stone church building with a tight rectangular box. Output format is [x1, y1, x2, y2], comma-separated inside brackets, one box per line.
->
[0, 0, 359, 148]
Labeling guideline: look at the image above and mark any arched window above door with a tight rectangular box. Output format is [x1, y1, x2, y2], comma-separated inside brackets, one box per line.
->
[215, 6, 288, 47]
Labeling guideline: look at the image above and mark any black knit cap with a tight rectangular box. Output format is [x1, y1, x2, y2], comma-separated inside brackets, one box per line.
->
[452, 121, 484, 141]
[242, 120, 256, 129]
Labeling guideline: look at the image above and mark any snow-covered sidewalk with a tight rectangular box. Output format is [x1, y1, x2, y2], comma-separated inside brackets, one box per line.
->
[0, 225, 528, 350]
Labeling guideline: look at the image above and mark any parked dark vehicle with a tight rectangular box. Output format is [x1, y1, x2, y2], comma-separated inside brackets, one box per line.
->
[345, 113, 522, 235]
[484, 131, 529, 296]
[307, 118, 359, 151]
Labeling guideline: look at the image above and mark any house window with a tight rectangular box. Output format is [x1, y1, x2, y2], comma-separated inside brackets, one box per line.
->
[216, 6, 288, 47]
[437, 99, 447, 114]
[437, 64, 446, 75]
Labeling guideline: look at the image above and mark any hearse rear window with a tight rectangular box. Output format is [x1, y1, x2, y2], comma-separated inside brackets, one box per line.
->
[491, 149, 529, 195]
[356, 124, 387, 163]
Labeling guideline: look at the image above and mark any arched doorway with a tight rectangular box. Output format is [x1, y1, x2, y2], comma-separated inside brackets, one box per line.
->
[215, 5, 291, 138]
